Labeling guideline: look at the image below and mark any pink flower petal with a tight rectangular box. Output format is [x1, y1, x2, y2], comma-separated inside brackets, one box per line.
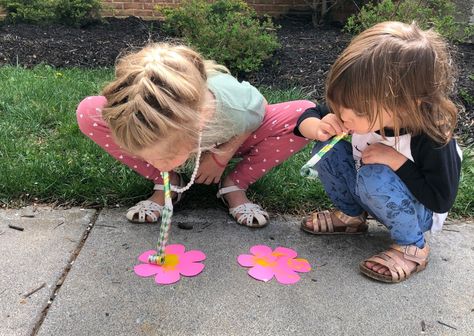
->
[274, 268, 301, 284]
[272, 246, 297, 258]
[134, 263, 160, 277]
[138, 250, 157, 263]
[165, 244, 185, 255]
[182, 250, 206, 263]
[237, 254, 256, 267]
[178, 262, 205, 277]
[250, 245, 273, 256]
[286, 258, 311, 273]
[248, 265, 275, 282]
[154, 267, 181, 284]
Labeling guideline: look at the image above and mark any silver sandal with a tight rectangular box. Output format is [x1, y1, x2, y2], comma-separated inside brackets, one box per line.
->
[216, 185, 269, 227]
[126, 173, 185, 223]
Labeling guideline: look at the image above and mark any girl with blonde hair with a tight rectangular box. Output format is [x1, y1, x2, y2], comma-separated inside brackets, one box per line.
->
[294, 21, 462, 283]
[77, 43, 314, 227]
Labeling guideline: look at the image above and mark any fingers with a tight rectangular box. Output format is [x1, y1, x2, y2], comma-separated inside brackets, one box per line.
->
[317, 114, 348, 140]
[361, 146, 374, 164]
[315, 129, 331, 142]
[195, 173, 204, 184]
[318, 122, 338, 136]
[325, 114, 348, 132]
[196, 173, 221, 185]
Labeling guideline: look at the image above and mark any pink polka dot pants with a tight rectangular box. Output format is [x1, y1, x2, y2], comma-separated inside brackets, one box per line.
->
[76, 96, 165, 184]
[231, 100, 314, 189]
[76, 96, 314, 190]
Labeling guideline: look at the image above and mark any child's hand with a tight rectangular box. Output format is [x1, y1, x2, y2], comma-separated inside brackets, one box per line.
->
[362, 143, 407, 171]
[195, 152, 229, 185]
[316, 114, 348, 141]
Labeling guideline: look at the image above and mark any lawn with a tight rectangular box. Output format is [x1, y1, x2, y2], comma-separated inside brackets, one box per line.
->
[0, 66, 473, 217]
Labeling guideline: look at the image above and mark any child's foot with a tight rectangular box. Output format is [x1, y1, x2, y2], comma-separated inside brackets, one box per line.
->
[301, 210, 367, 234]
[217, 176, 269, 227]
[359, 244, 430, 283]
[126, 172, 183, 223]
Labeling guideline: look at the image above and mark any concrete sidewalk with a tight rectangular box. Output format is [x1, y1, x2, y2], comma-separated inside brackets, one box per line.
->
[1, 206, 473, 336]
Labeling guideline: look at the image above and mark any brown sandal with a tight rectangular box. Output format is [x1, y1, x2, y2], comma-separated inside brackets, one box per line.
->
[359, 244, 430, 283]
[301, 210, 368, 235]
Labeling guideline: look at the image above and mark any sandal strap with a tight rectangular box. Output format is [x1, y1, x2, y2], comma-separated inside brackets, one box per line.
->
[216, 185, 244, 198]
[216, 183, 268, 227]
[365, 255, 407, 281]
[390, 244, 430, 267]
[365, 244, 430, 281]
[229, 203, 269, 227]
[126, 200, 164, 223]
[153, 172, 185, 192]
[309, 210, 365, 233]
[333, 210, 367, 226]
[153, 173, 186, 203]
[310, 210, 332, 233]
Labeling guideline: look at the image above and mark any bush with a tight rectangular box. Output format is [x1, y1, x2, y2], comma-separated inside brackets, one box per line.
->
[54, 0, 102, 26]
[344, 0, 474, 42]
[0, 0, 56, 24]
[0, 0, 102, 26]
[158, 0, 280, 74]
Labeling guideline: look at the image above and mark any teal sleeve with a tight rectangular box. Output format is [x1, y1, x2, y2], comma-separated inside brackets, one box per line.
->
[207, 74, 265, 135]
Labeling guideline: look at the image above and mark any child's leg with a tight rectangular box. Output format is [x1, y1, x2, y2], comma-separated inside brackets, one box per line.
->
[312, 139, 365, 217]
[219, 100, 313, 227]
[355, 164, 433, 248]
[299, 139, 368, 234]
[226, 100, 314, 188]
[356, 164, 432, 282]
[76, 96, 163, 184]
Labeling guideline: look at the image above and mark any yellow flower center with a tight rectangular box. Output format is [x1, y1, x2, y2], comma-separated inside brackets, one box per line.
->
[253, 255, 276, 267]
[162, 253, 179, 270]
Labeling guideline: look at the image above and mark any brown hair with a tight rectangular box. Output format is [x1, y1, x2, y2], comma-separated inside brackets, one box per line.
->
[101, 43, 228, 154]
[326, 21, 457, 144]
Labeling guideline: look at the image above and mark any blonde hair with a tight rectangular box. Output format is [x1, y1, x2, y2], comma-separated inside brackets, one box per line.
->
[326, 21, 457, 144]
[101, 43, 229, 154]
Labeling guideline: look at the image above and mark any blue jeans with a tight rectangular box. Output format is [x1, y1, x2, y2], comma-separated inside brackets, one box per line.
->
[311, 140, 433, 248]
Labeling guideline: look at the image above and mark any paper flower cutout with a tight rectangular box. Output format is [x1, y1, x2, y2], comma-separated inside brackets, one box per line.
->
[237, 245, 311, 284]
[134, 244, 205, 285]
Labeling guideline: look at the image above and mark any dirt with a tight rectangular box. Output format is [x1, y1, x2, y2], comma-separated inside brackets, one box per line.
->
[1, 16, 472, 144]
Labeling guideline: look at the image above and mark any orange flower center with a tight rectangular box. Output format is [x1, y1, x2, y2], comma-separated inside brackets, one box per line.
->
[287, 258, 308, 270]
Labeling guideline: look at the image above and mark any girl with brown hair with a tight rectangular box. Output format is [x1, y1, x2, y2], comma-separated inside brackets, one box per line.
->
[294, 21, 462, 283]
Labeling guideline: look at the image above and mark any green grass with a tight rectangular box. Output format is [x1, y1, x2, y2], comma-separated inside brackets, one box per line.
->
[0, 65, 473, 218]
[451, 148, 474, 218]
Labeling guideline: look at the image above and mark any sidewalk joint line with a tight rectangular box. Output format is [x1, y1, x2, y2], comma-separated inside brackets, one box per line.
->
[30, 209, 101, 336]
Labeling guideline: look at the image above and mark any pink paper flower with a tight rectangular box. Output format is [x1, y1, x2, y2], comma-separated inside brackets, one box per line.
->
[134, 244, 205, 285]
[237, 245, 311, 284]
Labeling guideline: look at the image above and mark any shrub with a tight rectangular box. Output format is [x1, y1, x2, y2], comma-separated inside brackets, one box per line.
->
[0, 0, 56, 24]
[344, 0, 474, 42]
[0, 0, 102, 26]
[158, 0, 280, 74]
[54, 0, 102, 26]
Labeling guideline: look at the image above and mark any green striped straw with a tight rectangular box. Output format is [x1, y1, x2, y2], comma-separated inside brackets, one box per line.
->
[148, 171, 173, 265]
[300, 133, 348, 179]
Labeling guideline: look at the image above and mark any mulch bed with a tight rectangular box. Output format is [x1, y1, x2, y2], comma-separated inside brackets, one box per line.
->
[1, 16, 472, 144]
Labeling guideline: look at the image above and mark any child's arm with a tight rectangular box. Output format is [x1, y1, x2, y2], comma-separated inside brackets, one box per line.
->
[215, 132, 252, 163]
[363, 135, 462, 213]
[361, 143, 408, 171]
[195, 132, 251, 184]
[294, 104, 347, 141]
[394, 136, 462, 213]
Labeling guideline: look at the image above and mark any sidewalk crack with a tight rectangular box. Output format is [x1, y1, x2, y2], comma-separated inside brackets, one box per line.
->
[30, 209, 101, 336]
